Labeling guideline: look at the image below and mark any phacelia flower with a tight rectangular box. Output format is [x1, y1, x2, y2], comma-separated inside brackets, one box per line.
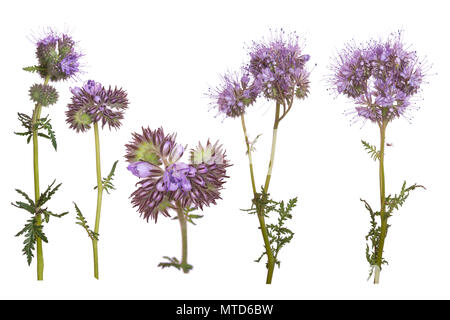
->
[208, 71, 260, 118]
[35, 30, 82, 81]
[66, 80, 129, 132]
[158, 162, 196, 192]
[248, 29, 311, 103]
[330, 32, 427, 123]
[125, 128, 230, 221]
[29, 83, 58, 107]
[125, 127, 184, 166]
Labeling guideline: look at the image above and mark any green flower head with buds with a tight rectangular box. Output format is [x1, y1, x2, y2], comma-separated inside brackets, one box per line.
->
[29, 84, 58, 107]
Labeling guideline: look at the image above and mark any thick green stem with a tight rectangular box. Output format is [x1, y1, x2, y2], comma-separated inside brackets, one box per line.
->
[374, 122, 387, 284]
[92, 123, 103, 279]
[176, 205, 189, 273]
[32, 75, 50, 281]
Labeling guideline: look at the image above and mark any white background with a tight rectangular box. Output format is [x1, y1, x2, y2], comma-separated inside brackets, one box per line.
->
[0, 0, 449, 300]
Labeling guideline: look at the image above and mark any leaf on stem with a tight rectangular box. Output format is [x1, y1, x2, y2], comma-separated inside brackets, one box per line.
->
[12, 183, 67, 265]
[23, 66, 44, 73]
[362, 181, 424, 279]
[244, 187, 297, 269]
[158, 256, 193, 273]
[15, 217, 48, 265]
[74, 202, 99, 241]
[94, 160, 119, 194]
[37, 180, 62, 207]
[361, 140, 380, 161]
[14, 113, 58, 151]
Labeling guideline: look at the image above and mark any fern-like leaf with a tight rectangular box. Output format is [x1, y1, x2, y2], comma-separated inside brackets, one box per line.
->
[23, 65, 44, 73]
[15, 217, 48, 265]
[361, 198, 382, 273]
[42, 210, 68, 223]
[15, 113, 57, 150]
[37, 180, 62, 207]
[74, 202, 98, 241]
[158, 256, 193, 273]
[385, 182, 425, 217]
[362, 181, 424, 279]
[361, 140, 380, 161]
[245, 188, 297, 269]
[38, 116, 57, 151]
[94, 160, 118, 194]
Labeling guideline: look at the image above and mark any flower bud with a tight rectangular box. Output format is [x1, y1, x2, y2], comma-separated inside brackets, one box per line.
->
[29, 84, 58, 107]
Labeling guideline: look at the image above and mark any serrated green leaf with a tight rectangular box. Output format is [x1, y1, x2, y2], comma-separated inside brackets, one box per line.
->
[73, 202, 98, 241]
[23, 65, 44, 73]
[15, 217, 47, 265]
[246, 188, 297, 269]
[94, 160, 118, 194]
[158, 256, 193, 273]
[37, 180, 62, 207]
[361, 140, 380, 161]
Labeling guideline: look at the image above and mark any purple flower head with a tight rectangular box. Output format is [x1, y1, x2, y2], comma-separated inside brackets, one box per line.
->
[66, 80, 129, 132]
[208, 71, 260, 118]
[157, 163, 196, 192]
[248, 29, 311, 103]
[125, 128, 230, 222]
[35, 30, 82, 81]
[330, 31, 428, 123]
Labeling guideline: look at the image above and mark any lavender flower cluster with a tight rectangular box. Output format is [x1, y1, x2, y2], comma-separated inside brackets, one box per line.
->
[330, 32, 426, 123]
[35, 31, 82, 81]
[66, 80, 129, 132]
[125, 128, 230, 221]
[209, 30, 311, 118]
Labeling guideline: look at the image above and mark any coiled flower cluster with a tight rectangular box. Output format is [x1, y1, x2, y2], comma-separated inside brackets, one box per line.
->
[330, 32, 426, 123]
[209, 30, 311, 118]
[66, 80, 129, 132]
[125, 127, 230, 221]
[35, 31, 82, 81]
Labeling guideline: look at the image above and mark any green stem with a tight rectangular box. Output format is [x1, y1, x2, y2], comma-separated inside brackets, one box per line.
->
[263, 103, 280, 193]
[241, 104, 281, 284]
[32, 75, 50, 281]
[176, 204, 188, 273]
[240, 114, 257, 195]
[261, 102, 281, 284]
[92, 123, 103, 279]
[374, 122, 387, 284]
